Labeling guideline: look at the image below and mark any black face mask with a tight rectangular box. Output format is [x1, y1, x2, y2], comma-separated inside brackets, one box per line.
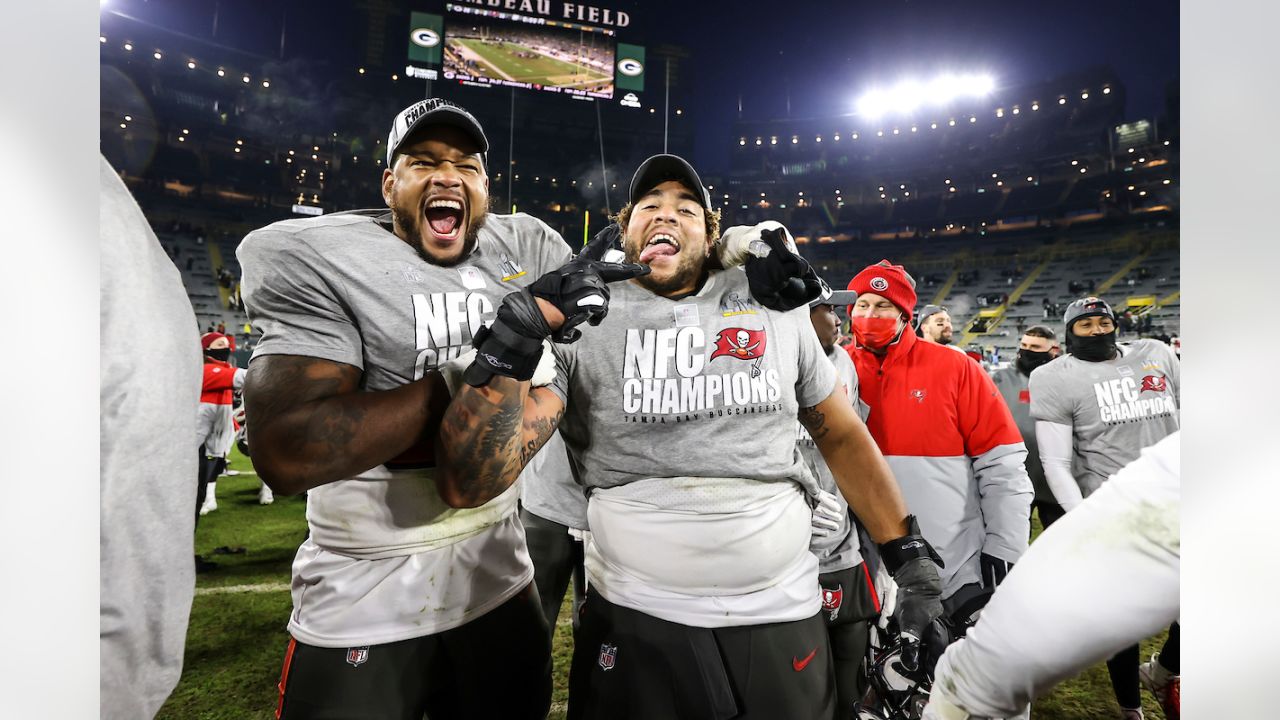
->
[1068, 331, 1117, 362]
[206, 348, 231, 362]
[1015, 348, 1053, 375]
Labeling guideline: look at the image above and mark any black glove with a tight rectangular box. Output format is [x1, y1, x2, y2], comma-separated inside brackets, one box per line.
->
[980, 553, 1013, 589]
[464, 291, 553, 387]
[890, 617, 950, 686]
[743, 227, 825, 312]
[879, 515, 945, 677]
[528, 256, 649, 343]
[579, 224, 626, 262]
[464, 256, 648, 386]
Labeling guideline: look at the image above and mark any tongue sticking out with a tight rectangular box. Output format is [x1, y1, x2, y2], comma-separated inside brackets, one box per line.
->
[639, 243, 678, 264]
[425, 207, 462, 238]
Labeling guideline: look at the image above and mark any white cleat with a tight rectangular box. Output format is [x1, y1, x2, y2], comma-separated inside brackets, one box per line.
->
[258, 484, 275, 505]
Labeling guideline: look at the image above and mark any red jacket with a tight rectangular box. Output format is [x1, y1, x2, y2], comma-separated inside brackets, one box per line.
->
[200, 360, 240, 406]
[847, 329, 1032, 598]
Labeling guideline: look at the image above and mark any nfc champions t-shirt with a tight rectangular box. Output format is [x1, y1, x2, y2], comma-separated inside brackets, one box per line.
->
[547, 269, 837, 626]
[1029, 339, 1180, 498]
[238, 209, 573, 646]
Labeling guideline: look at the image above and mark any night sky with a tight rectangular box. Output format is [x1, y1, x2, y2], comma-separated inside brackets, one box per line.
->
[104, 0, 1179, 171]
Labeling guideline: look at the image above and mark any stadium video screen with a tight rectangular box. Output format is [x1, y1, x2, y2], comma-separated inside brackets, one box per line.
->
[444, 14, 615, 100]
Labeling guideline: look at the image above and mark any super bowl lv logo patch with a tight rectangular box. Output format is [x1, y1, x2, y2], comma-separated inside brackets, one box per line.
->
[710, 327, 767, 361]
[598, 643, 618, 671]
[346, 646, 369, 667]
[822, 584, 843, 621]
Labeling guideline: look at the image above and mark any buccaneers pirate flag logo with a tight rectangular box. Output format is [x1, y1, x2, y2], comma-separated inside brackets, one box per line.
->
[711, 327, 767, 361]
[1140, 375, 1168, 393]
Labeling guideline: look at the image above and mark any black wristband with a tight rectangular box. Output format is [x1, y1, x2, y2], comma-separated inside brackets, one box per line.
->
[878, 515, 944, 575]
[464, 319, 545, 387]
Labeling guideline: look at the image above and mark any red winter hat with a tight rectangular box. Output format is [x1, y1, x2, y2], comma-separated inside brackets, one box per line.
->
[201, 332, 228, 349]
[847, 260, 918, 322]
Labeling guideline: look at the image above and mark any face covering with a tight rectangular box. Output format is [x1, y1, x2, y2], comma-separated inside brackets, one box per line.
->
[851, 316, 901, 349]
[206, 348, 232, 362]
[1016, 348, 1053, 375]
[1068, 330, 1117, 362]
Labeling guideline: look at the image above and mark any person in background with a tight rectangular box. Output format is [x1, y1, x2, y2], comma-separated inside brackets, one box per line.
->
[801, 284, 883, 714]
[990, 326, 1062, 528]
[844, 260, 1033, 634]
[1029, 296, 1180, 719]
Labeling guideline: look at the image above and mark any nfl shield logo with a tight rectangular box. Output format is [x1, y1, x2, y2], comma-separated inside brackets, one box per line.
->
[598, 643, 617, 671]
[346, 646, 369, 667]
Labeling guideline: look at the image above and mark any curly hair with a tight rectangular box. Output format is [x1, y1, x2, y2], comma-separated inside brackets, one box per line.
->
[611, 199, 722, 245]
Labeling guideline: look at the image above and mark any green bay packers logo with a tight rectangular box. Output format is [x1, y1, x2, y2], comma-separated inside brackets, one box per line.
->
[411, 27, 441, 48]
[617, 57, 643, 77]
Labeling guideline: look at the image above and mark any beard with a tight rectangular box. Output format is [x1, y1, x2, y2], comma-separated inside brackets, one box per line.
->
[391, 194, 489, 268]
[624, 239, 707, 296]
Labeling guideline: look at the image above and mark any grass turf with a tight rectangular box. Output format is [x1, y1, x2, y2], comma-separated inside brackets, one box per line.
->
[158, 450, 1169, 719]
[451, 39, 610, 87]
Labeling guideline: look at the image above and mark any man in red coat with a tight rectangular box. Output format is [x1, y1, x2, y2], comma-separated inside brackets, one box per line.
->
[196, 332, 247, 518]
[844, 260, 1032, 634]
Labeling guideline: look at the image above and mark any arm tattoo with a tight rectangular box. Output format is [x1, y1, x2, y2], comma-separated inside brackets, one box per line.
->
[438, 380, 561, 507]
[798, 404, 830, 441]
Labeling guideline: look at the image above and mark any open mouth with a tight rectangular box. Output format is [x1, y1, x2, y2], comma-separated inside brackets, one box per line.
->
[424, 197, 465, 242]
[638, 232, 679, 264]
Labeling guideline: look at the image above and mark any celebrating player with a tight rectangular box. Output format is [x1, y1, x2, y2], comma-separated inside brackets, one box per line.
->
[238, 98, 584, 720]
[800, 284, 885, 713]
[844, 261, 1033, 629]
[436, 153, 945, 719]
[1029, 296, 1180, 719]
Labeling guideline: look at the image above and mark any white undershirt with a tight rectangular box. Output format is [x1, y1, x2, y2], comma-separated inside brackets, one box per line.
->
[585, 477, 821, 627]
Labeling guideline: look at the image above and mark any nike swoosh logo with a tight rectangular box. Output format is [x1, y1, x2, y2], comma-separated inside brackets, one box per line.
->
[792, 648, 818, 672]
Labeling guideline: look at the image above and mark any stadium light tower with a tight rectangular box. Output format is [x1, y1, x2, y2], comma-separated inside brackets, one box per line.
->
[856, 72, 995, 120]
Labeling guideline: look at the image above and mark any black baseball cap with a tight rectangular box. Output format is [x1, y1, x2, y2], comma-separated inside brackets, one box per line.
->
[809, 279, 858, 308]
[1062, 296, 1115, 330]
[386, 98, 489, 168]
[629, 154, 712, 209]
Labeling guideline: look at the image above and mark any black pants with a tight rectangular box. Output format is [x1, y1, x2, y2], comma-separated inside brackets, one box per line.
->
[1108, 620, 1180, 709]
[194, 444, 224, 527]
[275, 582, 551, 720]
[520, 507, 586, 640]
[819, 563, 882, 715]
[568, 590, 834, 720]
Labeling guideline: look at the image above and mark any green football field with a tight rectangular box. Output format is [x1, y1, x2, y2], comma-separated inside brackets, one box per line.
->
[157, 448, 1170, 719]
[450, 38, 611, 89]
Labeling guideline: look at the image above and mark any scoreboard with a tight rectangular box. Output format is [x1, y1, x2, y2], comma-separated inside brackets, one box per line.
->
[407, 1, 645, 106]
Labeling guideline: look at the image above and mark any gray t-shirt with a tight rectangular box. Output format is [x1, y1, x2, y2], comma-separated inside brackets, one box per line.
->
[100, 155, 202, 719]
[518, 430, 587, 530]
[1029, 339, 1180, 497]
[990, 366, 1051, 503]
[237, 209, 574, 644]
[548, 269, 837, 495]
[240, 210, 572, 388]
[798, 346, 867, 573]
